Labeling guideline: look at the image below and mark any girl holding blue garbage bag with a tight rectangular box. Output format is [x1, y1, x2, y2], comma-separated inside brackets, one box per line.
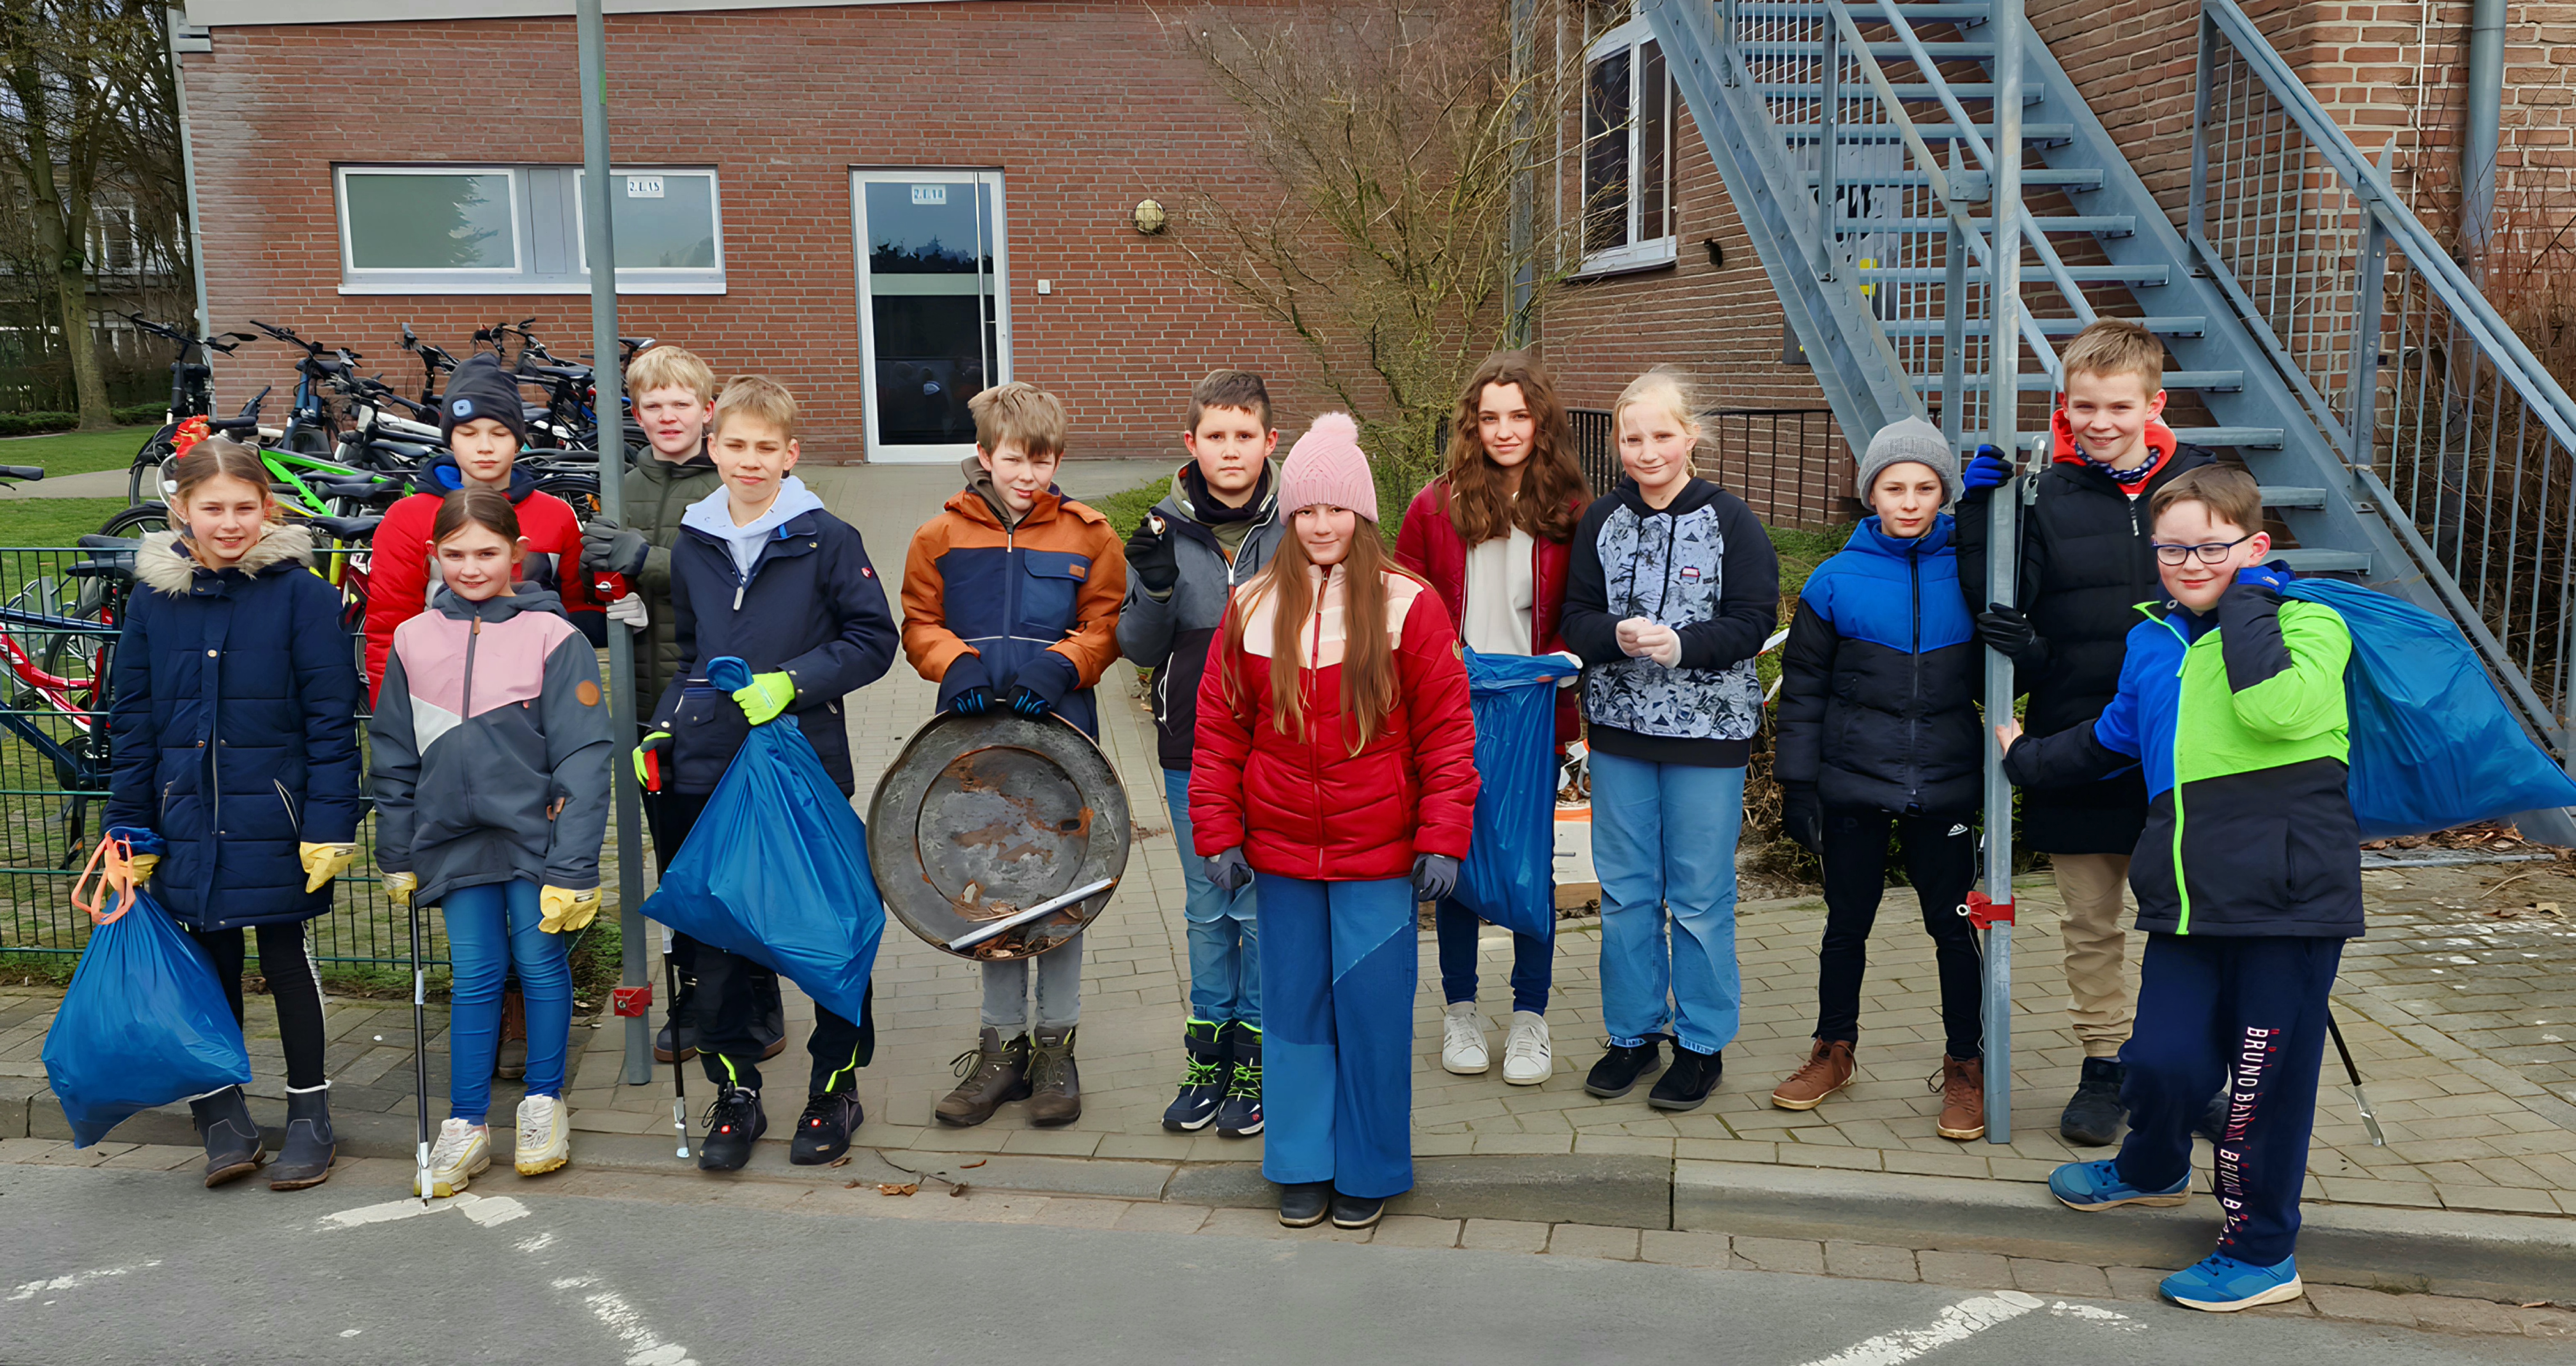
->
[1192, 413, 1480, 1231]
[370, 488, 613, 1196]
[104, 436, 363, 1191]
[1395, 352, 1588, 1086]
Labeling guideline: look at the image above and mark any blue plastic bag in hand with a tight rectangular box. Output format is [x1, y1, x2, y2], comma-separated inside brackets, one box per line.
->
[1454, 649, 1578, 939]
[641, 657, 885, 1025]
[42, 887, 252, 1148]
[2281, 579, 2576, 838]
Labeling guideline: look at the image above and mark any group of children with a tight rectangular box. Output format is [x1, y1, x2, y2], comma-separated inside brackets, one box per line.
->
[107, 316, 2361, 1310]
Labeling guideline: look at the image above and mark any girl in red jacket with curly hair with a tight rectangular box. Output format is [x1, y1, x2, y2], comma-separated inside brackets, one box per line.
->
[1192, 413, 1480, 1233]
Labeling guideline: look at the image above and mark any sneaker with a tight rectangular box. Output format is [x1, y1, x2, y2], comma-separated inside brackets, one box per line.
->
[790, 1091, 862, 1166]
[1277, 1180, 1331, 1228]
[697, 1086, 766, 1172]
[1441, 1002, 1489, 1075]
[1329, 1191, 1385, 1229]
[1648, 1045, 1724, 1111]
[513, 1095, 571, 1176]
[1162, 1019, 1227, 1133]
[1770, 1037, 1857, 1111]
[1935, 1054, 1986, 1140]
[2048, 1158, 2193, 1212]
[418, 1118, 490, 1197]
[1583, 1039, 1663, 1099]
[1501, 1012, 1551, 1086]
[2060, 1057, 2127, 1147]
[2161, 1253, 2304, 1312]
[1216, 1022, 1264, 1138]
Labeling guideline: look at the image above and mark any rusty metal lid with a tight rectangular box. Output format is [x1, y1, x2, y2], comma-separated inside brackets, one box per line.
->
[865, 710, 1130, 961]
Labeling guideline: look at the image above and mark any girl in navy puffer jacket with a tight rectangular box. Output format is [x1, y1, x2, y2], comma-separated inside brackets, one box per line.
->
[104, 438, 362, 1191]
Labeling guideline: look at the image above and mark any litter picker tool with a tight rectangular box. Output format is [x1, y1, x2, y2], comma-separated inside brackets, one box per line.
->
[2325, 1010, 2385, 1146]
[665, 955, 690, 1161]
[408, 887, 432, 1204]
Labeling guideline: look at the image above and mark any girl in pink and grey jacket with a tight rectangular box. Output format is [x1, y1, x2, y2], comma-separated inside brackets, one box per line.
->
[370, 489, 612, 1193]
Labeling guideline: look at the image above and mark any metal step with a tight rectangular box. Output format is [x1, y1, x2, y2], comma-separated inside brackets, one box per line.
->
[2171, 426, 2285, 449]
[1739, 40, 2012, 58]
[1908, 369, 2243, 392]
[2257, 485, 2328, 509]
[2272, 547, 2372, 574]
[1734, 2, 1993, 16]
[1879, 315, 2207, 337]
[1761, 83, 2044, 102]
[1856, 263, 2167, 283]
[1781, 122, 2074, 144]
[1887, 214, 2135, 235]
[1811, 167, 2102, 190]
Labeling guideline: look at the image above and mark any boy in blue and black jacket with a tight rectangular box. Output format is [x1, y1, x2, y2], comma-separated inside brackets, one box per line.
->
[1769, 420, 1989, 1142]
[642, 375, 898, 1173]
[2001, 464, 2359, 1314]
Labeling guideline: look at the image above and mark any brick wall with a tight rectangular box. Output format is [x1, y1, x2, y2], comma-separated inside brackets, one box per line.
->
[182, 2, 1331, 464]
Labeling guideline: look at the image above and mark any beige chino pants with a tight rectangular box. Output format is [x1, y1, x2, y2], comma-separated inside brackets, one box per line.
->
[2052, 852, 2136, 1058]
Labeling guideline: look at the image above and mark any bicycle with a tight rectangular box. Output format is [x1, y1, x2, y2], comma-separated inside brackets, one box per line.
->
[123, 315, 263, 504]
[0, 465, 133, 865]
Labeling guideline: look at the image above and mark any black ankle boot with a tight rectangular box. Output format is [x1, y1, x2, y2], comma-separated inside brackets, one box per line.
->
[188, 1085, 263, 1188]
[268, 1083, 335, 1190]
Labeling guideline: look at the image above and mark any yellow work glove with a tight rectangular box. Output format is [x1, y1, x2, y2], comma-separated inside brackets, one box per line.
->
[300, 842, 357, 893]
[540, 885, 601, 934]
[127, 852, 161, 884]
[383, 871, 416, 908]
[733, 671, 796, 727]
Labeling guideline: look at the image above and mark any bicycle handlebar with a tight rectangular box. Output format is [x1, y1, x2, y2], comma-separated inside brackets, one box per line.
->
[0, 465, 44, 482]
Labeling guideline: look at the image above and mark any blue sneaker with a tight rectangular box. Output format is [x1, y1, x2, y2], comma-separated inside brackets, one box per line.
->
[2048, 1158, 2193, 1211]
[2161, 1253, 2304, 1311]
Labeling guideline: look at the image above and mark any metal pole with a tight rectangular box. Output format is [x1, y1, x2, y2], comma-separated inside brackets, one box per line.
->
[2461, 0, 2504, 277]
[576, 0, 650, 1087]
[1981, 0, 2025, 1145]
[164, 10, 212, 340]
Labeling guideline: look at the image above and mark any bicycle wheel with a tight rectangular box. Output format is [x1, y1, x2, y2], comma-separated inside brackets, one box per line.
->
[532, 474, 601, 524]
[128, 425, 177, 504]
[99, 502, 173, 539]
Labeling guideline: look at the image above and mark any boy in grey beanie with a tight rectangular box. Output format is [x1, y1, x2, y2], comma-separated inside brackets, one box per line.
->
[1855, 416, 1961, 505]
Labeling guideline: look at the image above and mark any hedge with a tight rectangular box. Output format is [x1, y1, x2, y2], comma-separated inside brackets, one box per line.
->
[0, 405, 168, 438]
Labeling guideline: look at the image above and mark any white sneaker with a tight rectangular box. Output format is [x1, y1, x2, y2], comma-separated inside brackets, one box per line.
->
[418, 1118, 490, 1197]
[1502, 1012, 1553, 1086]
[1442, 1002, 1490, 1074]
[514, 1094, 571, 1176]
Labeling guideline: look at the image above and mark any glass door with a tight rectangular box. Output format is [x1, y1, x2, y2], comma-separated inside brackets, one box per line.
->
[851, 170, 1010, 463]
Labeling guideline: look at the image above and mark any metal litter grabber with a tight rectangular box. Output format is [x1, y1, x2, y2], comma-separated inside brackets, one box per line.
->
[408, 891, 432, 1204]
[665, 954, 690, 1161]
[2326, 1010, 2385, 1146]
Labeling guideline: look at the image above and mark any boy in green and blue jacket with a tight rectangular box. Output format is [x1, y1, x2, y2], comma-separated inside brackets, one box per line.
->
[1999, 464, 2359, 1315]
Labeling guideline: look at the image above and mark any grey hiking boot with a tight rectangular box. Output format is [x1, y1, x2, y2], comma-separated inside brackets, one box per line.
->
[934, 1027, 1029, 1127]
[1025, 1025, 1082, 1127]
[267, 1082, 336, 1190]
[188, 1085, 263, 1188]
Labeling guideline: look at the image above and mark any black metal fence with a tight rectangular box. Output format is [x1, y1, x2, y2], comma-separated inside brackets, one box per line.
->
[0, 544, 446, 968]
[1567, 405, 1852, 529]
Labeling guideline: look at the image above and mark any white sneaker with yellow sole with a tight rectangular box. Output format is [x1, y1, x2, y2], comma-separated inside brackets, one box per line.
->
[514, 1094, 571, 1176]
[418, 1118, 490, 1197]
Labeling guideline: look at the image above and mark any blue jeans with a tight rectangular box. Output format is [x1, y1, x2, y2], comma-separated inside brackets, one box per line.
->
[1588, 752, 1746, 1055]
[1166, 767, 1259, 1026]
[1433, 898, 1551, 1015]
[1257, 874, 1416, 1198]
[440, 879, 571, 1122]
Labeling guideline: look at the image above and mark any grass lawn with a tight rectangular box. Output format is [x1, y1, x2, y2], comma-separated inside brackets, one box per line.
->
[1093, 477, 1164, 540]
[0, 425, 157, 479]
[0, 498, 130, 547]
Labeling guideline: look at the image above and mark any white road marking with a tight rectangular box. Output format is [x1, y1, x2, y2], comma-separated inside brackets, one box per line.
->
[322, 1192, 529, 1230]
[1795, 1291, 2044, 1366]
[7, 1259, 161, 1303]
[551, 1277, 698, 1366]
[339, 1329, 362, 1338]
[515, 1231, 558, 1254]
[2047, 1300, 2144, 1331]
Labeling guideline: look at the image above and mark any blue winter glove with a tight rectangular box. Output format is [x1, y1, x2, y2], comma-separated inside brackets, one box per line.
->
[1962, 446, 2012, 494]
[1412, 852, 1461, 902]
[944, 654, 996, 716]
[1009, 652, 1080, 719]
[2234, 561, 2295, 595]
[1206, 848, 1255, 893]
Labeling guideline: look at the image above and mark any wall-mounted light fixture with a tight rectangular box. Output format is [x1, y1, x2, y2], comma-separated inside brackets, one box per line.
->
[1133, 199, 1168, 235]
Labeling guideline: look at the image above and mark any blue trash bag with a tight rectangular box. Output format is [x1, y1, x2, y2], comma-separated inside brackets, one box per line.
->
[41, 891, 252, 1148]
[640, 657, 885, 1025]
[1453, 648, 1579, 939]
[2280, 578, 2576, 839]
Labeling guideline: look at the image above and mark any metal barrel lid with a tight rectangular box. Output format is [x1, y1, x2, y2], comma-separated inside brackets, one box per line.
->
[865, 709, 1130, 962]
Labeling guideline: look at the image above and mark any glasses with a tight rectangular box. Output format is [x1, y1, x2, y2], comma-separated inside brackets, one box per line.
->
[2152, 535, 2255, 567]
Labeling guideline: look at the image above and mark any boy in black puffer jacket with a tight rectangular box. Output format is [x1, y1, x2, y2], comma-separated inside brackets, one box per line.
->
[1954, 320, 2215, 1148]
[1771, 419, 1988, 1140]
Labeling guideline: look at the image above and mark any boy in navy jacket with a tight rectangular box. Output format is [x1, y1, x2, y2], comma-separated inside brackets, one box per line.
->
[642, 375, 898, 1172]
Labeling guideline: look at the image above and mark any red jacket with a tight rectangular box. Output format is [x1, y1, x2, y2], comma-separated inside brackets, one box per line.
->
[1394, 478, 1580, 742]
[1190, 565, 1480, 881]
[364, 484, 599, 700]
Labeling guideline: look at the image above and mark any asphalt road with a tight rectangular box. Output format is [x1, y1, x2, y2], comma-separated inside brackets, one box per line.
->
[0, 1163, 2555, 1366]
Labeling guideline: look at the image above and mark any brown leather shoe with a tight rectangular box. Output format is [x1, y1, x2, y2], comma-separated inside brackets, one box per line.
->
[1936, 1054, 1987, 1141]
[1025, 1025, 1082, 1127]
[934, 1027, 1030, 1127]
[1770, 1037, 1857, 1111]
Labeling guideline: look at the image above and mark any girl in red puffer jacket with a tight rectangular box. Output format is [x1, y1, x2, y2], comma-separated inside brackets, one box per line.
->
[1191, 413, 1480, 1233]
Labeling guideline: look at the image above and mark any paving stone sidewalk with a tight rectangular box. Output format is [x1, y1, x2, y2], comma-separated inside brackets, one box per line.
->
[6, 461, 2575, 1227]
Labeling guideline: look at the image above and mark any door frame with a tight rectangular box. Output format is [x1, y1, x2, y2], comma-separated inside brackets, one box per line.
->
[849, 168, 1012, 464]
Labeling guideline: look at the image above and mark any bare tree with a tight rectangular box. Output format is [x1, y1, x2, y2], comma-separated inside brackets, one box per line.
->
[1162, 1, 1585, 506]
[0, 0, 168, 428]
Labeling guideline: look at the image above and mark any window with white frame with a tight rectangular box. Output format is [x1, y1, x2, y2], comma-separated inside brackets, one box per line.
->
[334, 165, 724, 294]
[1578, 5, 1676, 275]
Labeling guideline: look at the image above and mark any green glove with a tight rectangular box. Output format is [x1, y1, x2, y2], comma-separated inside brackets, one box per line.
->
[733, 671, 796, 726]
[634, 730, 672, 788]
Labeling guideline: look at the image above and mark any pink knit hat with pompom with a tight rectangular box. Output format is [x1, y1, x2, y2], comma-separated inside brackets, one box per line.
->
[1277, 412, 1379, 524]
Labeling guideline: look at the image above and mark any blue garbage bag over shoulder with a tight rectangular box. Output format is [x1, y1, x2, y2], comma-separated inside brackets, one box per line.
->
[2280, 579, 2576, 839]
[641, 658, 885, 1025]
[42, 892, 252, 1148]
[1454, 648, 1578, 939]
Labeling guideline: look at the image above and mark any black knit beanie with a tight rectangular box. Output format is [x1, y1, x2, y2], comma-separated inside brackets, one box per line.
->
[440, 351, 530, 447]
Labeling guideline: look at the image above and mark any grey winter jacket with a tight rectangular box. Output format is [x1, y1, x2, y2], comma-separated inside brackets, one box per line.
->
[369, 588, 615, 907]
[1115, 463, 1286, 770]
[623, 449, 723, 715]
[1560, 477, 1780, 767]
